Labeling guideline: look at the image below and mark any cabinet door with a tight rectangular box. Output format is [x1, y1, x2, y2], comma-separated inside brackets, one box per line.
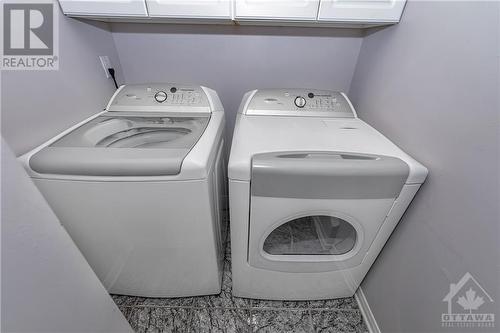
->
[146, 0, 231, 19]
[58, 0, 148, 17]
[318, 0, 406, 23]
[234, 0, 320, 21]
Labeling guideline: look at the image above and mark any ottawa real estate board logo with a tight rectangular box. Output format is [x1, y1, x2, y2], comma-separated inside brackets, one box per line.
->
[1, 0, 59, 70]
[442, 272, 495, 329]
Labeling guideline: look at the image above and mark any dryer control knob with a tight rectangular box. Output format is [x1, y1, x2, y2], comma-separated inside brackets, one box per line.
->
[294, 96, 306, 108]
[154, 91, 167, 103]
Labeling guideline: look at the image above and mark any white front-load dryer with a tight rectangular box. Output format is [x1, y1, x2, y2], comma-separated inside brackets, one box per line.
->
[228, 89, 428, 300]
[20, 84, 227, 297]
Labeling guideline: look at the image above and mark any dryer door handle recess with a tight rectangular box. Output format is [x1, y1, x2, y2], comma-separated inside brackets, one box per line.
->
[250, 151, 409, 200]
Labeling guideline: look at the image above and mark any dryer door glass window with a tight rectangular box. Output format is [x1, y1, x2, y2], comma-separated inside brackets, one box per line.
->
[263, 215, 356, 255]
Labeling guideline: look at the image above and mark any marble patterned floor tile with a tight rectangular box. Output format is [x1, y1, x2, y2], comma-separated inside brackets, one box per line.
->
[192, 308, 252, 333]
[120, 307, 151, 332]
[111, 294, 141, 307]
[111, 293, 195, 308]
[223, 256, 232, 272]
[249, 309, 312, 332]
[310, 310, 368, 333]
[193, 265, 252, 308]
[308, 297, 358, 310]
[124, 306, 194, 333]
[117, 306, 137, 320]
[250, 299, 310, 309]
[135, 296, 194, 307]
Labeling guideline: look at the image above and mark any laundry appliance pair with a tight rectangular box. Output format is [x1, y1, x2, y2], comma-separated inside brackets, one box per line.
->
[21, 84, 427, 300]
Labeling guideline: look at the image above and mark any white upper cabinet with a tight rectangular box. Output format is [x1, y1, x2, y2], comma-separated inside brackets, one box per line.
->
[59, 0, 148, 17]
[146, 0, 232, 19]
[318, 0, 406, 23]
[58, 0, 407, 25]
[234, 0, 320, 21]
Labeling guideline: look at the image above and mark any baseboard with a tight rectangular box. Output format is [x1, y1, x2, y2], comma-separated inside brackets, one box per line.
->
[355, 287, 381, 333]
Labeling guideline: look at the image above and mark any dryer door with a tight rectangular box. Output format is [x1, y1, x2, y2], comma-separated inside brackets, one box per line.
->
[248, 151, 409, 273]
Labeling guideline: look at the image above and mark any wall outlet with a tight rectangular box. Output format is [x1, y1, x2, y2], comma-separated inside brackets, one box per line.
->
[99, 56, 112, 78]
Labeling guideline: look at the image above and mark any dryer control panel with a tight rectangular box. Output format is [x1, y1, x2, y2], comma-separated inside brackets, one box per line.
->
[244, 89, 355, 118]
[107, 84, 211, 112]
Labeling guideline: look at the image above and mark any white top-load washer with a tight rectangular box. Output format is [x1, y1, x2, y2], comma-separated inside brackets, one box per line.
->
[20, 83, 227, 297]
[228, 89, 427, 300]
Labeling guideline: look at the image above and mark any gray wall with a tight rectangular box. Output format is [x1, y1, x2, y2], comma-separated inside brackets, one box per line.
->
[1, 138, 132, 333]
[1, 10, 124, 155]
[110, 23, 363, 139]
[349, 1, 499, 332]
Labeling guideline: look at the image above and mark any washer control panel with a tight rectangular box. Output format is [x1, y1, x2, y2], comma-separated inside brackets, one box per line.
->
[245, 89, 355, 118]
[108, 84, 210, 112]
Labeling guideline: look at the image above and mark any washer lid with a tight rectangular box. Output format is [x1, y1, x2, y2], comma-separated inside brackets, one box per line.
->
[30, 113, 209, 176]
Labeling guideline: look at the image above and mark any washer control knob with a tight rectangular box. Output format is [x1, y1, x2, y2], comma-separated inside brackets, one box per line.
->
[154, 91, 167, 103]
[294, 96, 306, 108]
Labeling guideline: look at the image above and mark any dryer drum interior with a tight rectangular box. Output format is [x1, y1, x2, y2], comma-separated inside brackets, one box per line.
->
[263, 215, 357, 256]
